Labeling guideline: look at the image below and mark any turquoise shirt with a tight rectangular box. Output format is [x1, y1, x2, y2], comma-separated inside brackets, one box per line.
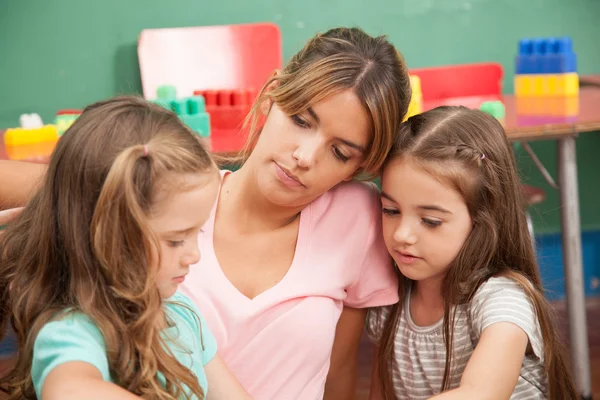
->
[31, 292, 217, 398]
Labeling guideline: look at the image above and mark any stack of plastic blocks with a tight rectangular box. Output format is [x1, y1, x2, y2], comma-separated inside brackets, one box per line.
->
[193, 88, 257, 153]
[55, 109, 82, 136]
[404, 75, 423, 121]
[514, 37, 578, 97]
[153, 85, 211, 138]
[4, 125, 58, 161]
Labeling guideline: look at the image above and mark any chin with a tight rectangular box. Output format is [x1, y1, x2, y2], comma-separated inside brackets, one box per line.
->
[160, 287, 178, 299]
[257, 175, 308, 208]
[395, 264, 424, 281]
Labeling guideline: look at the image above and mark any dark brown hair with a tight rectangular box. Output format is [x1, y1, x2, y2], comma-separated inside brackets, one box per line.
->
[375, 106, 577, 400]
[0, 96, 217, 399]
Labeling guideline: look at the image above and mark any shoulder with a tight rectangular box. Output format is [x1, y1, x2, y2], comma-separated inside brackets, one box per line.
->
[32, 311, 110, 397]
[469, 276, 543, 355]
[165, 292, 202, 330]
[35, 311, 105, 346]
[311, 180, 381, 222]
[472, 276, 531, 303]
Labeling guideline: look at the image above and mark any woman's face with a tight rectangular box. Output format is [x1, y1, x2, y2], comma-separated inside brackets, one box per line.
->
[247, 89, 372, 208]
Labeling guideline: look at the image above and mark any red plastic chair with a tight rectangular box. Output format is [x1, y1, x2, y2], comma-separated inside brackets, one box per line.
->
[138, 22, 282, 99]
[137, 23, 282, 153]
[409, 62, 503, 101]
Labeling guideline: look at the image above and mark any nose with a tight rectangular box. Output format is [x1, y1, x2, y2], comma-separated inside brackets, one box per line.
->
[182, 243, 201, 266]
[292, 135, 321, 169]
[393, 219, 418, 246]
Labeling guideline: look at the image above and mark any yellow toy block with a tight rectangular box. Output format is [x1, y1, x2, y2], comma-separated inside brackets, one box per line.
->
[405, 75, 423, 121]
[515, 73, 579, 97]
[555, 73, 579, 96]
[4, 125, 58, 146]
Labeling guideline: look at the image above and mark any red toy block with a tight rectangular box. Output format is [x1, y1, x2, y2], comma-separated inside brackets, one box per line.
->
[194, 88, 259, 153]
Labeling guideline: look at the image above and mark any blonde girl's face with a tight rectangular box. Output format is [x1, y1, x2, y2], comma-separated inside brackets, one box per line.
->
[148, 171, 219, 299]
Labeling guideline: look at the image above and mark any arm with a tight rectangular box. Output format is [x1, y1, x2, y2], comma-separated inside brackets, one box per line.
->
[42, 362, 141, 400]
[205, 353, 252, 399]
[0, 160, 46, 209]
[368, 345, 384, 400]
[428, 322, 528, 400]
[323, 306, 366, 400]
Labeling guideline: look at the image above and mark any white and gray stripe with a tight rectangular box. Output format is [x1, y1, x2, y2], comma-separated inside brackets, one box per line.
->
[367, 277, 548, 399]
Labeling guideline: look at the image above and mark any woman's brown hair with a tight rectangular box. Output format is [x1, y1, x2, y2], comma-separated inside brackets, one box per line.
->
[236, 26, 412, 177]
[0, 96, 217, 399]
[375, 106, 578, 400]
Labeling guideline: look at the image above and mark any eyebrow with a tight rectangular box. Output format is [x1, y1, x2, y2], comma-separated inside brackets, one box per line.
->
[306, 107, 366, 153]
[162, 226, 199, 236]
[307, 107, 320, 124]
[380, 191, 452, 214]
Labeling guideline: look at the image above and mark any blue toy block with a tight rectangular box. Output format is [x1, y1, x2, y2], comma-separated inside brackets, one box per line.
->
[515, 37, 577, 74]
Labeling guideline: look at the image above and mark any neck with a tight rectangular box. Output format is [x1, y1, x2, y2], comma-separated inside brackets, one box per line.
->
[220, 166, 304, 233]
[412, 276, 445, 311]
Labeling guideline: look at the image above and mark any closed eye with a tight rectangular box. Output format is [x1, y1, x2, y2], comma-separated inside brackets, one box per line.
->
[291, 115, 310, 128]
[422, 218, 442, 228]
[333, 146, 349, 162]
[382, 208, 400, 216]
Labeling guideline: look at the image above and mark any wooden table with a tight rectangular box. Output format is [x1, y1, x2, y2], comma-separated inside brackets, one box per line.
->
[580, 74, 600, 87]
[2, 89, 600, 397]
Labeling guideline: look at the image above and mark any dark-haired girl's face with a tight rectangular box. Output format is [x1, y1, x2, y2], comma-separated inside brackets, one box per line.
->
[248, 89, 371, 208]
[380, 158, 472, 287]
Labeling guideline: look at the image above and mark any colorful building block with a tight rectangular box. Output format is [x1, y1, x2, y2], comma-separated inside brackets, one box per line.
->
[4, 125, 59, 161]
[479, 100, 505, 121]
[516, 37, 577, 74]
[55, 109, 81, 136]
[516, 96, 579, 117]
[514, 37, 578, 98]
[152, 87, 211, 137]
[404, 75, 422, 121]
[157, 85, 177, 100]
[193, 88, 257, 152]
[4, 125, 58, 146]
[514, 73, 579, 97]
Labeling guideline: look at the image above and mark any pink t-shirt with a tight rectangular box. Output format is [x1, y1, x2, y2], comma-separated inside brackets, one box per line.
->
[181, 170, 398, 399]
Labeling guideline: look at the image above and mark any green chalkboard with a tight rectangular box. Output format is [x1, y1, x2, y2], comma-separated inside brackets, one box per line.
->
[1, 0, 599, 233]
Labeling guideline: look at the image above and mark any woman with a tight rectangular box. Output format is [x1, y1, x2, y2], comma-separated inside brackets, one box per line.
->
[0, 27, 412, 399]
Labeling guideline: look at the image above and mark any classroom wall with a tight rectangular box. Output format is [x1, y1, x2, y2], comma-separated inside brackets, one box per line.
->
[1, 0, 599, 237]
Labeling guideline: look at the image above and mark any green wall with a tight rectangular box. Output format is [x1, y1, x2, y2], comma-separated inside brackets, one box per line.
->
[1, 0, 599, 233]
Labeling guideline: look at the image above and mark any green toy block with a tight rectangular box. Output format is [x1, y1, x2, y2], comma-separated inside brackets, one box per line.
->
[180, 113, 211, 137]
[55, 113, 80, 136]
[479, 101, 506, 120]
[187, 96, 206, 114]
[152, 87, 211, 137]
[157, 85, 177, 100]
[151, 99, 172, 110]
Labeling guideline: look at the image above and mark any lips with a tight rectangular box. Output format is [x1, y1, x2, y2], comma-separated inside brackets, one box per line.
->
[274, 162, 305, 188]
[394, 250, 421, 265]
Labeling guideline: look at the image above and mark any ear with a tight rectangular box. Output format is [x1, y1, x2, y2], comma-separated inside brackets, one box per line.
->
[259, 70, 281, 116]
